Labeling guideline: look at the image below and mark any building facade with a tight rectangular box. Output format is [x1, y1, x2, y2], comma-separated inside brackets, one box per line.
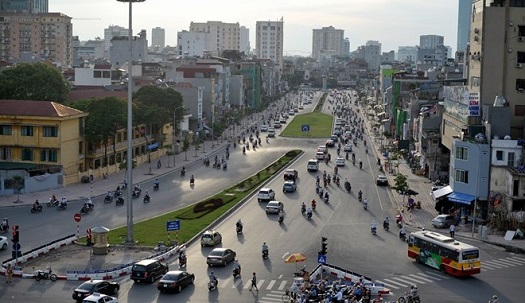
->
[364, 40, 381, 73]
[0, 0, 48, 13]
[177, 30, 207, 57]
[189, 21, 240, 56]
[109, 29, 148, 67]
[457, 0, 472, 52]
[239, 25, 250, 55]
[419, 35, 444, 49]
[312, 26, 345, 60]
[151, 26, 165, 51]
[104, 25, 128, 58]
[397, 46, 418, 62]
[0, 12, 73, 66]
[255, 19, 284, 69]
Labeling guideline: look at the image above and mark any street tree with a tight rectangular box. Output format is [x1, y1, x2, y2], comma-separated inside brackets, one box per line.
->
[0, 62, 71, 103]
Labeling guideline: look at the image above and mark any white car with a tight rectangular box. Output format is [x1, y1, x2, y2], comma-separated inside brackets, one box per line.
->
[0, 236, 7, 250]
[316, 152, 325, 160]
[82, 293, 118, 303]
[335, 157, 345, 166]
[266, 201, 284, 214]
[260, 125, 268, 132]
[267, 128, 276, 138]
[257, 188, 275, 202]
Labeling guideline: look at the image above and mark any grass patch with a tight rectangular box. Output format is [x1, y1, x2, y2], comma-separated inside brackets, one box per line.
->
[101, 150, 302, 246]
[280, 112, 333, 138]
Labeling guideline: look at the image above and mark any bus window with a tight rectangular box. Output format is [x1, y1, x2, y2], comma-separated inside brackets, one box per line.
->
[462, 250, 479, 260]
[408, 236, 414, 246]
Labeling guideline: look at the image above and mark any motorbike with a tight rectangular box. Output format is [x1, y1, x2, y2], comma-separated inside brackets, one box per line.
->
[262, 250, 269, 259]
[344, 181, 351, 193]
[190, 177, 195, 186]
[383, 222, 390, 231]
[143, 195, 150, 203]
[223, 163, 227, 170]
[31, 204, 43, 213]
[352, 158, 356, 166]
[396, 215, 403, 228]
[363, 202, 368, 210]
[243, 147, 246, 154]
[104, 195, 113, 203]
[113, 190, 122, 198]
[116, 197, 125, 206]
[79, 203, 93, 215]
[301, 205, 306, 215]
[0, 219, 9, 233]
[398, 292, 420, 303]
[47, 198, 59, 207]
[278, 215, 284, 224]
[371, 227, 377, 235]
[324, 195, 329, 203]
[233, 267, 241, 278]
[56, 202, 67, 211]
[208, 279, 218, 291]
[34, 267, 57, 282]
[153, 183, 159, 191]
[236, 224, 243, 234]
[359, 162, 363, 169]
[307, 212, 313, 220]
[179, 255, 187, 268]
[132, 189, 141, 198]
[399, 231, 407, 242]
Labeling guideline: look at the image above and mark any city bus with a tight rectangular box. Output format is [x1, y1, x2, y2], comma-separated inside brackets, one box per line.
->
[408, 231, 481, 276]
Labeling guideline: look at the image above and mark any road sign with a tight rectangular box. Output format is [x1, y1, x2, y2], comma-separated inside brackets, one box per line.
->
[166, 220, 180, 231]
[317, 254, 327, 264]
[13, 242, 20, 251]
[74, 213, 82, 222]
[301, 124, 310, 132]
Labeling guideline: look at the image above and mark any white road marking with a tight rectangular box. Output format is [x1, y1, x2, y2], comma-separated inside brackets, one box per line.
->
[278, 280, 288, 290]
[409, 274, 433, 283]
[266, 279, 276, 290]
[375, 280, 400, 290]
[382, 278, 409, 288]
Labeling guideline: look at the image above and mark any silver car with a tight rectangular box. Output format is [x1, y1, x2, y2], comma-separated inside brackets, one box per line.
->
[432, 215, 456, 228]
[265, 200, 284, 214]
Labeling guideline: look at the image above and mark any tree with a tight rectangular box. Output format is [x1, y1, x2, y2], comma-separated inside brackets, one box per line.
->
[0, 62, 71, 103]
[12, 175, 24, 203]
[392, 174, 409, 194]
[182, 135, 191, 161]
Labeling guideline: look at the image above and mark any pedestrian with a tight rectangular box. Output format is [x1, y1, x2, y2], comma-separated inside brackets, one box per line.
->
[249, 272, 258, 291]
[157, 159, 161, 169]
[6, 263, 13, 283]
[450, 223, 455, 238]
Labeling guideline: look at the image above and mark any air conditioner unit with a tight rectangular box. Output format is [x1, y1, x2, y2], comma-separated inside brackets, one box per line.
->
[519, 36, 524, 42]
[517, 63, 523, 68]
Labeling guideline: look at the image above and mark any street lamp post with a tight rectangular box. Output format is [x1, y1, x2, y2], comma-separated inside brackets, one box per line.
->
[117, 0, 145, 245]
[173, 106, 184, 167]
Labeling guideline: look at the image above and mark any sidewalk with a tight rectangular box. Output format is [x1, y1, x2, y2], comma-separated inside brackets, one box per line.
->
[361, 105, 525, 254]
[0, 106, 277, 208]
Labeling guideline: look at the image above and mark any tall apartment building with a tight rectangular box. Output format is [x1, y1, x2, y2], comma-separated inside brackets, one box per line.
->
[419, 35, 444, 49]
[0, 0, 47, 13]
[109, 29, 148, 66]
[397, 46, 418, 62]
[255, 19, 284, 69]
[312, 26, 345, 60]
[0, 12, 73, 66]
[240, 25, 250, 55]
[189, 21, 240, 56]
[104, 25, 128, 57]
[364, 40, 381, 73]
[343, 38, 350, 56]
[151, 26, 165, 50]
[457, 0, 472, 52]
[177, 30, 207, 56]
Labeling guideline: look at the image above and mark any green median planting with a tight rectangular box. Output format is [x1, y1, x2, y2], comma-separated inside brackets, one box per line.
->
[280, 112, 333, 138]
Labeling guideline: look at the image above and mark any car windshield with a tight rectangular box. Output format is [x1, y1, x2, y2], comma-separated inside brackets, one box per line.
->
[78, 282, 96, 290]
[202, 234, 212, 239]
[209, 250, 224, 257]
[131, 265, 146, 272]
[162, 274, 179, 281]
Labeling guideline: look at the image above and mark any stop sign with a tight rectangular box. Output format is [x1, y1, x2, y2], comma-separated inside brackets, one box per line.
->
[74, 213, 81, 222]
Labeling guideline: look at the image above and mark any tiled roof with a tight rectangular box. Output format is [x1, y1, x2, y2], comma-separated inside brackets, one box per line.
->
[0, 100, 86, 117]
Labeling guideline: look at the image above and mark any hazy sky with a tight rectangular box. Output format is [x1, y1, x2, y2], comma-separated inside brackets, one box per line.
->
[50, 0, 459, 56]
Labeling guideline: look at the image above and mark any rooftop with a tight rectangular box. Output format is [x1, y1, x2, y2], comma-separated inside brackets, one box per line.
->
[0, 100, 86, 118]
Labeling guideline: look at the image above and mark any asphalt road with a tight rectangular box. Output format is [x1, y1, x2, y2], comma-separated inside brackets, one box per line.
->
[2, 91, 524, 303]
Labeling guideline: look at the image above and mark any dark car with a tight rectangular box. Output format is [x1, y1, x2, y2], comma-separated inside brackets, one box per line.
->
[207, 248, 236, 267]
[157, 270, 195, 293]
[72, 280, 120, 301]
[283, 169, 298, 181]
[131, 259, 169, 284]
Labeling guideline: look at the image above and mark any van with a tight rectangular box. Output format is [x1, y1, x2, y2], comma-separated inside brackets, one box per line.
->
[131, 259, 169, 283]
[307, 159, 319, 172]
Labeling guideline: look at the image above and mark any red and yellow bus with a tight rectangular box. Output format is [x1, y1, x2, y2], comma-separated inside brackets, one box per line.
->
[408, 231, 480, 277]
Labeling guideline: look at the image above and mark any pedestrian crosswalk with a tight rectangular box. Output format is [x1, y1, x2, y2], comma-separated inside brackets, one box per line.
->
[376, 256, 525, 290]
[195, 277, 289, 291]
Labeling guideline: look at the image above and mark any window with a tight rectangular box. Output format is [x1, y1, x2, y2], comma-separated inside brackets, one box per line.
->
[518, 52, 525, 64]
[40, 149, 57, 162]
[0, 125, 12, 135]
[455, 146, 468, 160]
[21, 126, 33, 136]
[508, 152, 515, 167]
[43, 126, 58, 137]
[22, 148, 33, 161]
[516, 105, 525, 116]
[517, 79, 525, 91]
[455, 169, 469, 183]
[0, 147, 12, 160]
[496, 150, 503, 161]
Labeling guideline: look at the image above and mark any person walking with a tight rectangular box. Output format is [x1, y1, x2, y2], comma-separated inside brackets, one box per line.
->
[6, 263, 13, 283]
[249, 272, 258, 291]
[449, 223, 456, 238]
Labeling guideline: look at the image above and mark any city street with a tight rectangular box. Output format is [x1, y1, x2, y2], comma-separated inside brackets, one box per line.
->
[1, 91, 524, 302]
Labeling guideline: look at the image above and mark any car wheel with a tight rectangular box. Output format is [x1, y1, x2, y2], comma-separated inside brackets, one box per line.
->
[112, 287, 119, 294]
[150, 275, 155, 284]
[177, 285, 182, 293]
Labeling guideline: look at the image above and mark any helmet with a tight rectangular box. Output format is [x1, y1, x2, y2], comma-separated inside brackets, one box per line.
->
[493, 295, 498, 299]
[411, 285, 417, 289]
[263, 242, 266, 245]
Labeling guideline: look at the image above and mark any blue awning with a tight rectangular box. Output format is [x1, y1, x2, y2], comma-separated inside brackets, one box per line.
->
[447, 192, 475, 205]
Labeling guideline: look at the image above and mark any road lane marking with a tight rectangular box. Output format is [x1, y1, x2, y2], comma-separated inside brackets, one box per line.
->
[492, 259, 520, 266]
[417, 272, 446, 280]
[257, 279, 265, 289]
[481, 263, 498, 270]
[278, 280, 288, 290]
[424, 271, 448, 279]
[266, 280, 276, 290]
[375, 280, 400, 290]
[484, 260, 510, 268]
[507, 257, 525, 264]
[220, 277, 232, 288]
[381, 278, 409, 288]
[409, 274, 433, 283]
[392, 276, 425, 284]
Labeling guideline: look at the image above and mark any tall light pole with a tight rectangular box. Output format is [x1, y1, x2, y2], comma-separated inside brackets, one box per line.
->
[117, 0, 145, 245]
[173, 106, 184, 167]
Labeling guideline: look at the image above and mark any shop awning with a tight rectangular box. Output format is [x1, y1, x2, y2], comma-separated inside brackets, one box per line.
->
[377, 112, 386, 116]
[432, 185, 452, 200]
[447, 192, 476, 205]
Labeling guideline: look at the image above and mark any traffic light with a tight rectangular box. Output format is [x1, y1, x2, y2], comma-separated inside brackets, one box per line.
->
[319, 237, 328, 255]
[12, 225, 19, 243]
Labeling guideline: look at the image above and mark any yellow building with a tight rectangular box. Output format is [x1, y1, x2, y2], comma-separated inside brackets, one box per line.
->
[0, 100, 87, 177]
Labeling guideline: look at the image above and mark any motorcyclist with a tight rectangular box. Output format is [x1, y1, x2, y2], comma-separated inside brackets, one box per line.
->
[122, 180, 127, 188]
[51, 194, 57, 202]
[179, 250, 186, 264]
[154, 178, 159, 189]
[0, 218, 8, 231]
[301, 202, 306, 214]
[359, 160, 363, 169]
[311, 199, 317, 210]
[59, 197, 67, 207]
[358, 190, 363, 200]
[236, 219, 243, 230]
[399, 226, 407, 239]
[190, 175, 195, 185]
[133, 184, 141, 193]
[85, 197, 94, 209]
[410, 285, 418, 298]
[144, 190, 150, 201]
[324, 192, 329, 202]
[371, 220, 377, 232]
[306, 207, 313, 218]
[33, 199, 40, 210]
[352, 152, 355, 160]
[316, 175, 320, 185]
[105, 191, 112, 200]
[181, 166, 186, 175]
[383, 217, 390, 229]
[262, 242, 269, 255]
[209, 271, 218, 287]
[363, 197, 368, 209]
[278, 211, 284, 223]
[233, 260, 241, 275]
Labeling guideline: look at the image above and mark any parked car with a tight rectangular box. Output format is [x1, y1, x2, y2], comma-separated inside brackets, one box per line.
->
[266, 200, 284, 214]
[157, 270, 195, 293]
[72, 280, 120, 301]
[288, 110, 295, 116]
[432, 214, 456, 228]
[0, 236, 7, 250]
[280, 118, 287, 124]
[376, 175, 388, 186]
[200, 230, 222, 247]
[131, 259, 169, 284]
[207, 248, 236, 266]
[257, 188, 275, 202]
[284, 169, 298, 181]
[283, 181, 297, 193]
